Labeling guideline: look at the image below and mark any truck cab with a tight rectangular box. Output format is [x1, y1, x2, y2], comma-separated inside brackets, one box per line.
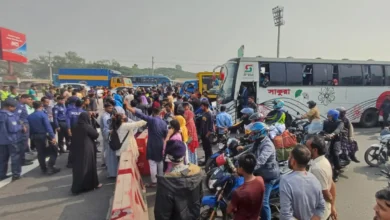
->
[110, 77, 133, 88]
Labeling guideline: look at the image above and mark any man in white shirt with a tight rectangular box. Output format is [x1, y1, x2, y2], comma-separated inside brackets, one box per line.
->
[306, 136, 338, 220]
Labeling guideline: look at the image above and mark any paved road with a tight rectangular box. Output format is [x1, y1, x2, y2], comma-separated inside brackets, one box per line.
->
[0, 124, 384, 220]
[0, 139, 116, 220]
[145, 127, 385, 220]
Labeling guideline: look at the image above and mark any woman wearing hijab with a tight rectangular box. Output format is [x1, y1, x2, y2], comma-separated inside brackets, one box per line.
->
[71, 112, 101, 194]
[183, 102, 199, 164]
[164, 120, 183, 173]
[111, 113, 147, 158]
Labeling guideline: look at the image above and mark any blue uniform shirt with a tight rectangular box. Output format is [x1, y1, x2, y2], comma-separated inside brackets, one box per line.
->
[216, 112, 233, 134]
[66, 107, 85, 129]
[0, 110, 22, 145]
[27, 110, 55, 139]
[14, 103, 29, 140]
[53, 104, 67, 128]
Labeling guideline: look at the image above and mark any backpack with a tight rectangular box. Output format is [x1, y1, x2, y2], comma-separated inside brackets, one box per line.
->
[109, 129, 130, 151]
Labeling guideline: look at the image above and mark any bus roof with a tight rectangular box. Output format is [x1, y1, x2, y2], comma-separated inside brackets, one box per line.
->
[131, 75, 172, 80]
[229, 57, 390, 65]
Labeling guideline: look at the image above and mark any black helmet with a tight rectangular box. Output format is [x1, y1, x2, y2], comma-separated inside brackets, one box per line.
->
[227, 138, 239, 150]
[336, 107, 346, 113]
[307, 101, 316, 109]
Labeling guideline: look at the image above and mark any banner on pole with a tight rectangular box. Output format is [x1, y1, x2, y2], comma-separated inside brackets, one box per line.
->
[237, 45, 244, 58]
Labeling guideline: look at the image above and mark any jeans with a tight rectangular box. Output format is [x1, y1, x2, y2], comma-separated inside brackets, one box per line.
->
[261, 179, 276, 220]
[330, 141, 342, 170]
[31, 134, 58, 171]
[0, 144, 21, 178]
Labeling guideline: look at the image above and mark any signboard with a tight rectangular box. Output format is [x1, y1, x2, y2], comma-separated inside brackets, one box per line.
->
[2, 75, 18, 83]
[242, 64, 254, 80]
[0, 27, 27, 63]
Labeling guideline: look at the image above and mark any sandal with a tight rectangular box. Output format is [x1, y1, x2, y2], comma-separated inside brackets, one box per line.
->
[145, 182, 157, 188]
[95, 183, 103, 190]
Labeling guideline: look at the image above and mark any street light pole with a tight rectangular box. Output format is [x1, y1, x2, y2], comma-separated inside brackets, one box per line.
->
[272, 6, 285, 58]
[48, 51, 53, 84]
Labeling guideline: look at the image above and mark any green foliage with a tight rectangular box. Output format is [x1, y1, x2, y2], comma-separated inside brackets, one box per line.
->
[24, 51, 196, 79]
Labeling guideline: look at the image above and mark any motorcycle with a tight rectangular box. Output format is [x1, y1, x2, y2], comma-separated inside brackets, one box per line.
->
[202, 151, 291, 220]
[205, 132, 233, 174]
[365, 129, 390, 167]
[205, 137, 240, 192]
[288, 118, 310, 144]
[322, 132, 351, 175]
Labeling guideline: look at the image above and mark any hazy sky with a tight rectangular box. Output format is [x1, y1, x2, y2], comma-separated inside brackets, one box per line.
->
[1, 0, 390, 72]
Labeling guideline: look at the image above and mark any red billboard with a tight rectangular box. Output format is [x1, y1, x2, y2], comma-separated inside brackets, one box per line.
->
[0, 27, 27, 63]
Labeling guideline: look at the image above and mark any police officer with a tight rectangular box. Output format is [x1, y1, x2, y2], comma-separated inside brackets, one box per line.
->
[53, 96, 69, 153]
[27, 101, 60, 175]
[0, 98, 24, 181]
[66, 99, 85, 168]
[15, 94, 33, 166]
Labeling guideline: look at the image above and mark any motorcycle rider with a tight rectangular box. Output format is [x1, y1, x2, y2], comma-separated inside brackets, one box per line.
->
[266, 99, 286, 139]
[236, 122, 279, 220]
[301, 101, 323, 136]
[301, 101, 320, 122]
[337, 107, 360, 163]
[323, 109, 344, 182]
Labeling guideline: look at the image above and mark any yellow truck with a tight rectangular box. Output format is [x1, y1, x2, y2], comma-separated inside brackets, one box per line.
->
[196, 71, 221, 101]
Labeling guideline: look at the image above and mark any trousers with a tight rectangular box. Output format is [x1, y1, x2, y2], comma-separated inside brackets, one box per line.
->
[201, 135, 212, 161]
[31, 134, 58, 171]
[0, 144, 21, 178]
[260, 179, 276, 220]
[58, 121, 70, 149]
[148, 160, 163, 183]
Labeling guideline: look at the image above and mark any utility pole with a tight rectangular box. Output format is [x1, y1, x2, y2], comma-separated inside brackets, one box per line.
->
[152, 56, 155, 76]
[272, 6, 285, 58]
[48, 51, 53, 84]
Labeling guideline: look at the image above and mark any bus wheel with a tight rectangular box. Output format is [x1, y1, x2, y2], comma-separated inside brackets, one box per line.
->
[360, 108, 378, 128]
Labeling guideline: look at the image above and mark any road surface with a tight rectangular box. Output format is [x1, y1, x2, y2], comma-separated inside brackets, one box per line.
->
[0, 126, 385, 220]
[145, 127, 385, 220]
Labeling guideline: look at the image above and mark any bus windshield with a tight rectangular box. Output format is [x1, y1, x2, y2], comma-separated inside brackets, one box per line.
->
[219, 62, 238, 103]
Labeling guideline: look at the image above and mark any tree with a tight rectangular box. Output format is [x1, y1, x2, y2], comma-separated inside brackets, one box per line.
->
[175, 64, 182, 71]
[132, 64, 138, 69]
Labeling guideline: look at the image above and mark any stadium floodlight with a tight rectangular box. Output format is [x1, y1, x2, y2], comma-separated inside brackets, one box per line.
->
[272, 6, 285, 58]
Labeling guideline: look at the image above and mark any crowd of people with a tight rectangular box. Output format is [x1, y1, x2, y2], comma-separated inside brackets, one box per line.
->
[2, 83, 390, 220]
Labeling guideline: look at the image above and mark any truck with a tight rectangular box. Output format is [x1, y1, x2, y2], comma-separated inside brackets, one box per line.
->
[54, 68, 133, 88]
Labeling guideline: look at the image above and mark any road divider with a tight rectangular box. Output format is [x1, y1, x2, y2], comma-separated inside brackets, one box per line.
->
[110, 132, 149, 220]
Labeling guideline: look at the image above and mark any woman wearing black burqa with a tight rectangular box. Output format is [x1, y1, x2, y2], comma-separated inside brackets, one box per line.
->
[71, 112, 102, 194]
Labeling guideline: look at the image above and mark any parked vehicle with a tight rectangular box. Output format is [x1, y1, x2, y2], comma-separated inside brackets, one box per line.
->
[55, 68, 132, 88]
[365, 129, 390, 167]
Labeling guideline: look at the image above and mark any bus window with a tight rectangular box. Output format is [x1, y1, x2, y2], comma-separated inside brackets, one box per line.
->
[117, 78, 122, 84]
[269, 63, 286, 86]
[385, 66, 390, 86]
[365, 65, 384, 86]
[286, 63, 304, 86]
[332, 65, 339, 85]
[339, 64, 363, 86]
[302, 64, 313, 85]
[313, 64, 333, 85]
[259, 64, 270, 87]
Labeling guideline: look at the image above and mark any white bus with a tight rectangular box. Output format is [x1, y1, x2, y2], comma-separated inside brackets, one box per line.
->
[216, 57, 390, 127]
